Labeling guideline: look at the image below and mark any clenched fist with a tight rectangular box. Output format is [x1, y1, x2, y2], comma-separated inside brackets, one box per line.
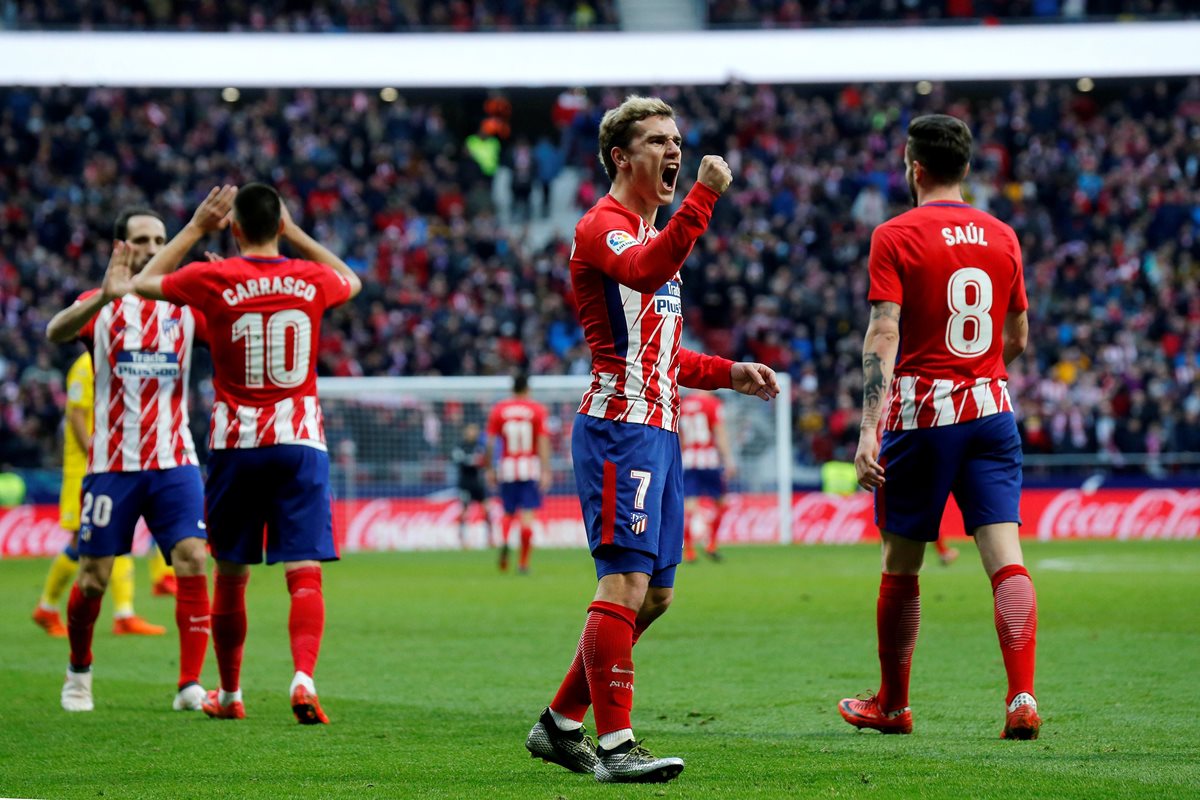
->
[697, 155, 733, 195]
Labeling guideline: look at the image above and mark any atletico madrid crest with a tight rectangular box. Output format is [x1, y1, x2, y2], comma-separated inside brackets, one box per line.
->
[629, 512, 648, 534]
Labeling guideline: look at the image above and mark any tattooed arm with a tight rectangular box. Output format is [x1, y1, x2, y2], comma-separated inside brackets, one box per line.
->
[855, 301, 901, 490]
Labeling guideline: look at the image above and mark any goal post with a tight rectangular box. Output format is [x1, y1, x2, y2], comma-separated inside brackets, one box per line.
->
[316, 374, 792, 552]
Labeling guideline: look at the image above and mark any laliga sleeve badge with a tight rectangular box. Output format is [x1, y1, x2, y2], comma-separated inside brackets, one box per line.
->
[629, 512, 648, 534]
[606, 230, 639, 255]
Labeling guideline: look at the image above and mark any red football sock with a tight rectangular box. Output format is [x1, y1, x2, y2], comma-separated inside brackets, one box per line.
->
[683, 516, 696, 560]
[991, 564, 1038, 705]
[876, 572, 920, 713]
[550, 628, 590, 723]
[287, 566, 324, 677]
[632, 619, 649, 646]
[212, 573, 249, 693]
[174, 574, 210, 688]
[581, 600, 637, 737]
[67, 584, 102, 671]
[707, 503, 726, 554]
[518, 526, 533, 570]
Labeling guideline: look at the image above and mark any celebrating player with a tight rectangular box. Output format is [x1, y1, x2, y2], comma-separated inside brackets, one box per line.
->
[134, 183, 362, 724]
[678, 390, 734, 563]
[452, 422, 493, 549]
[524, 96, 778, 783]
[45, 207, 212, 714]
[485, 372, 550, 573]
[838, 114, 1040, 739]
[32, 352, 170, 639]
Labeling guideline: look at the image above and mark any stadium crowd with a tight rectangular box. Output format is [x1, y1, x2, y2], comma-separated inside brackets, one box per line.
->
[1, 78, 1198, 472]
[4, 0, 619, 31]
[706, 0, 1194, 26]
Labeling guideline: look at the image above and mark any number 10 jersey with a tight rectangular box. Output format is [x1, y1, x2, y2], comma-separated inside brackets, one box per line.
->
[161, 255, 353, 451]
[867, 201, 1028, 432]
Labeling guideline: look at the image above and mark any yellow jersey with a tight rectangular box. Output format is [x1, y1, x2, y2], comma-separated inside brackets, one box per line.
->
[63, 352, 94, 481]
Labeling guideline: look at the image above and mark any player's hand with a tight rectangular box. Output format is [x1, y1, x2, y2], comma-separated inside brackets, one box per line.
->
[100, 241, 135, 300]
[539, 473, 552, 494]
[724, 462, 739, 481]
[189, 185, 237, 233]
[731, 362, 779, 401]
[697, 155, 733, 195]
[279, 198, 299, 238]
[855, 430, 886, 490]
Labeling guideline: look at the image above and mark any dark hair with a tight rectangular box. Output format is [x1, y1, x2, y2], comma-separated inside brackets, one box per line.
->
[907, 114, 973, 185]
[233, 182, 282, 245]
[513, 371, 530, 394]
[113, 207, 164, 241]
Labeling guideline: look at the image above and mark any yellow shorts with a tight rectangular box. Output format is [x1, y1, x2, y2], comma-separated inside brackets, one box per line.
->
[59, 474, 83, 532]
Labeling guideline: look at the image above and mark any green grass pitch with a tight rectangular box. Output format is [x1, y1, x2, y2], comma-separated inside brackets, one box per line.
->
[1, 539, 1197, 799]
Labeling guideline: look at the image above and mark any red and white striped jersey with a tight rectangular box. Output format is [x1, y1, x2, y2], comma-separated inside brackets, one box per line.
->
[77, 291, 202, 474]
[571, 184, 734, 432]
[679, 392, 724, 469]
[161, 255, 352, 451]
[868, 202, 1027, 432]
[486, 397, 548, 482]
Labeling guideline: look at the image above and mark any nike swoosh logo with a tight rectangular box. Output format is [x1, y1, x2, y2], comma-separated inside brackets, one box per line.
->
[611, 665, 634, 675]
[189, 615, 210, 623]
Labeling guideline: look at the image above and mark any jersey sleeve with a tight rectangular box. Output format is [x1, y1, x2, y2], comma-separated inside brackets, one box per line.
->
[1006, 229, 1029, 313]
[535, 404, 549, 439]
[160, 262, 213, 309]
[678, 348, 734, 391]
[312, 262, 353, 309]
[485, 405, 502, 438]
[75, 289, 102, 342]
[581, 183, 719, 293]
[867, 225, 903, 305]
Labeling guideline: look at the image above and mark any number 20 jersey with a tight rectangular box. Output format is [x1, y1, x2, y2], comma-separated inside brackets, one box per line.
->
[161, 255, 352, 451]
[868, 201, 1028, 432]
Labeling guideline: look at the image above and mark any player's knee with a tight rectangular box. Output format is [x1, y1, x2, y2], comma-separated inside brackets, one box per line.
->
[169, 538, 208, 576]
[76, 565, 109, 597]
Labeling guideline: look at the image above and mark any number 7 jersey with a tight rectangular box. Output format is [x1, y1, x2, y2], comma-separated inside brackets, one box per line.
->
[161, 255, 353, 451]
[868, 201, 1027, 431]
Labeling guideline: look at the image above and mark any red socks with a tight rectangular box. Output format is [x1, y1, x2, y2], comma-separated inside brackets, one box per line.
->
[991, 564, 1038, 704]
[581, 601, 637, 737]
[67, 584, 102, 671]
[174, 574, 211, 688]
[287, 566, 324, 677]
[550, 629, 591, 723]
[876, 572, 920, 713]
[707, 504, 725, 554]
[212, 573, 249, 692]
[518, 526, 533, 571]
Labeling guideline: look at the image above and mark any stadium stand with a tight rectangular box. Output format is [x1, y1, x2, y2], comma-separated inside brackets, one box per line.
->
[1, 78, 1198, 473]
[3, 0, 619, 31]
[705, 1, 1196, 27]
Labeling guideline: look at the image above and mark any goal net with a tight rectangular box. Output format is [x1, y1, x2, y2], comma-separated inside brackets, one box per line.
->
[317, 374, 792, 552]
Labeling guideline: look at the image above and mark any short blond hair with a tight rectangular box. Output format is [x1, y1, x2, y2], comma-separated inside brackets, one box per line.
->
[597, 95, 675, 181]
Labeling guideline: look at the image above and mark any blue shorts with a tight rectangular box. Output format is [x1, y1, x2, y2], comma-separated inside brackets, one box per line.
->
[78, 465, 206, 564]
[572, 414, 683, 588]
[683, 468, 725, 500]
[499, 480, 541, 515]
[205, 445, 337, 565]
[876, 412, 1023, 542]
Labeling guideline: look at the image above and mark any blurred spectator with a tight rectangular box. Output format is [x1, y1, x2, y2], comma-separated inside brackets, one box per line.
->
[706, 0, 1194, 27]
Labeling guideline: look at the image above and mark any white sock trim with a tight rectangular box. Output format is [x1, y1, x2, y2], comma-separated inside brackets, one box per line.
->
[219, 688, 242, 705]
[599, 729, 634, 750]
[290, 671, 316, 695]
[548, 707, 583, 731]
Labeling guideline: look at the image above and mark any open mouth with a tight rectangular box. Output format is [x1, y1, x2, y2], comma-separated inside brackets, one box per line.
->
[661, 164, 679, 192]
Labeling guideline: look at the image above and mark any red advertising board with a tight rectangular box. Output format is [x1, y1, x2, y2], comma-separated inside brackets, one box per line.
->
[3, 488, 1198, 558]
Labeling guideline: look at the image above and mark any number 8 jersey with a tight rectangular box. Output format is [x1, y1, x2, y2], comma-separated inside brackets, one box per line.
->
[161, 255, 353, 451]
[867, 201, 1028, 432]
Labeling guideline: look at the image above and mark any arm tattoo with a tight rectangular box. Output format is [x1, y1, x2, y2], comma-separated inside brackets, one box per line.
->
[862, 352, 886, 420]
[869, 302, 901, 322]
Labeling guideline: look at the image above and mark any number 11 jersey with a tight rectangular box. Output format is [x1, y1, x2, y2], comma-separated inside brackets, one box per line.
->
[161, 255, 352, 451]
[868, 201, 1027, 432]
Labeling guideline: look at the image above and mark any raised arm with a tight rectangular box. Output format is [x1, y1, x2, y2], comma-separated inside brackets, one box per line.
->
[135, 185, 236, 300]
[47, 242, 133, 343]
[592, 179, 722, 293]
[1003, 310, 1028, 366]
[855, 301, 902, 489]
[280, 202, 362, 300]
